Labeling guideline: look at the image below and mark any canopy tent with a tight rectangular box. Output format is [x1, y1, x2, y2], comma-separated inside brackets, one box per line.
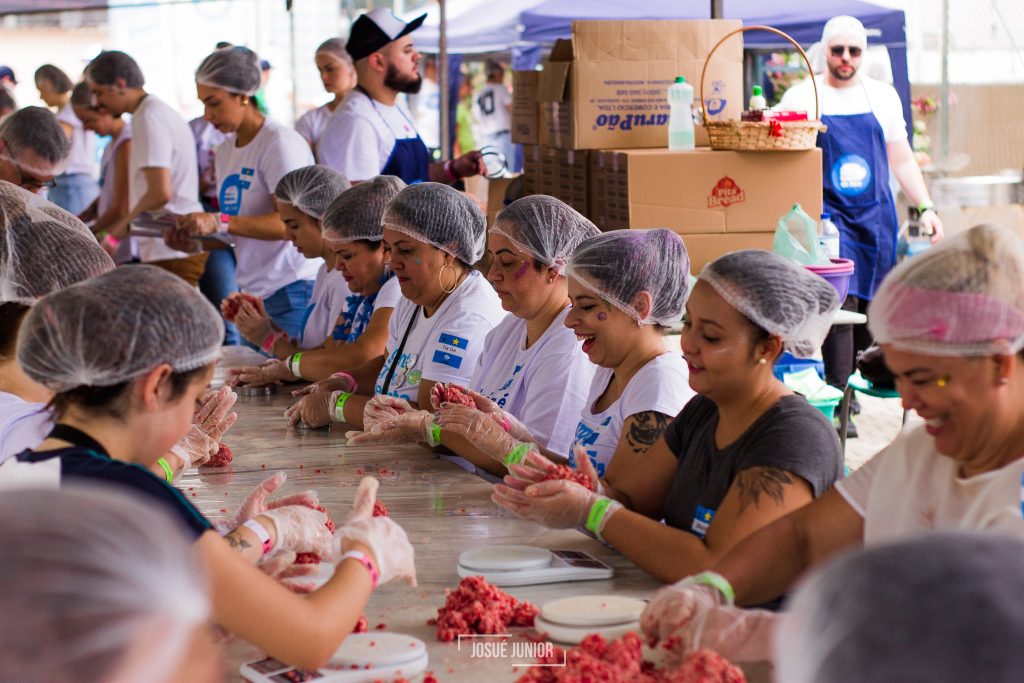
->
[410, 0, 547, 56]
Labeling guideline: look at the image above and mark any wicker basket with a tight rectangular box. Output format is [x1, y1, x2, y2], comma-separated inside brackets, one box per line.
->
[700, 25, 826, 151]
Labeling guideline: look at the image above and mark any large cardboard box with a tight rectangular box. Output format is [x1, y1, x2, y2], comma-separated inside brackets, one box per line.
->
[588, 148, 823, 235]
[537, 20, 744, 150]
[681, 233, 775, 273]
[512, 70, 541, 145]
[551, 148, 589, 215]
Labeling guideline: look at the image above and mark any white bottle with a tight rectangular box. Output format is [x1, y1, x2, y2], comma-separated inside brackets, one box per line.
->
[667, 76, 695, 150]
[819, 212, 840, 259]
[749, 85, 767, 111]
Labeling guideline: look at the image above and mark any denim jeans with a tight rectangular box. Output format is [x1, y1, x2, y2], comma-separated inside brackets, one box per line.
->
[49, 173, 99, 216]
[241, 279, 315, 353]
[199, 248, 240, 345]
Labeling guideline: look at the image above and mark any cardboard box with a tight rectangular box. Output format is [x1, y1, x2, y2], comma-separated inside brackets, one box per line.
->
[512, 70, 541, 145]
[588, 148, 823, 235]
[551, 148, 589, 215]
[486, 176, 517, 228]
[680, 232, 775, 273]
[537, 20, 744, 150]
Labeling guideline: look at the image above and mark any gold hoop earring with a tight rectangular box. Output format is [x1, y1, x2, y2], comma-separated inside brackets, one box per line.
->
[439, 263, 458, 294]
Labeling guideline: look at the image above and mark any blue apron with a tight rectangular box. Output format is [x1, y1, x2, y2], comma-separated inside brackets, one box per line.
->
[819, 106, 898, 301]
[360, 88, 431, 184]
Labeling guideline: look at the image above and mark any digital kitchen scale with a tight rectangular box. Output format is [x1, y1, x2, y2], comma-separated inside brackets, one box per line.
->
[240, 633, 428, 683]
[534, 595, 645, 644]
[237, 384, 277, 397]
[456, 545, 614, 586]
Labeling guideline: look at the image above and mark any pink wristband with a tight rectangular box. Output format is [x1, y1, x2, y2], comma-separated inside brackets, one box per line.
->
[443, 160, 457, 182]
[331, 371, 358, 393]
[341, 550, 380, 590]
[261, 331, 285, 354]
[498, 417, 512, 432]
[102, 234, 121, 248]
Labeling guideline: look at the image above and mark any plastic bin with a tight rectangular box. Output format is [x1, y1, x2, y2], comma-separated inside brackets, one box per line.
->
[809, 396, 840, 420]
[774, 352, 825, 382]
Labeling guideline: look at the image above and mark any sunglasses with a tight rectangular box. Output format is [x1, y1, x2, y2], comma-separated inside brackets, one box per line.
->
[830, 45, 863, 58]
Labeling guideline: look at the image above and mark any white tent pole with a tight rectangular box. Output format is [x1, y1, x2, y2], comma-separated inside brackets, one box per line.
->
[439, 0, 450, 161]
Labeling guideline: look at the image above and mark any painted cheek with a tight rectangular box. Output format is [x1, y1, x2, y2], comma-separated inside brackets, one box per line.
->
[513, 263, 529, 279]
[596, 312, 608, 321]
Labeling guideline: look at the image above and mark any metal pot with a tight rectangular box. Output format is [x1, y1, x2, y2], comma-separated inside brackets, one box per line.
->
[931, 174, 1024, 207]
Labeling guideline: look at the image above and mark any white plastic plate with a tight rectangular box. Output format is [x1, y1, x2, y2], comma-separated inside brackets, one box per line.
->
[533, 615, 640, 645]
[459, 545, 553, 571]
[540, 595, 646, 628]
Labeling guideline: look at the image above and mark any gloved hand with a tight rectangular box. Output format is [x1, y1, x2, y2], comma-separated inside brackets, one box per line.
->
[176, 211, 220, 236]
[431, 385, 534, 443]
[335, 477, 416, 586]
[363, 395, 415, 432]
[434, 404, 521, 462]
[640, 577, 732, 651]
[258, 550, 320, 594]
[219, 472, 321, 532]
[491, 459, 601, 530]
[501, 449, 559, 491]
[194, 386, 238, 443]
[665, 605, 777, 665]
[163, 224, 201, 253]
[261, 505, 333, 561]
[283, 389, 339, 428]
[291, 372, 357, 397]
[346, 410, 434, 446]
[169, 423, 219, 470]
[235, 300, 276, 347]
[227, 359, 293, 387]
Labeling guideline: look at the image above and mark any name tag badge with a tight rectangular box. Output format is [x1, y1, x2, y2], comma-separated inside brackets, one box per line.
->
[691, 505, 716, 539]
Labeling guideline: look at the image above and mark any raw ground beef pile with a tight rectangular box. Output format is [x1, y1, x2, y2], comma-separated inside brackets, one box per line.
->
[293, 505, 336, 564]
[515, 633, 745, 683]
[222, 292, 262, 322]
[539, 464, 595, 491]
[204, 443, 233, 468]
[373, 500, 389, 517]
[428, 576, 538, 641]
[440, 384, 476, 408]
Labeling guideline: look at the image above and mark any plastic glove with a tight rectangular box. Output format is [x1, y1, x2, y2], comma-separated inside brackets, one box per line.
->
[335, 477, 416, 587]
[492, 473, 599, 530]
[176, 211, 220, 236]
[194, 385, 238, 443]
[664, 605, 777, 665]
[641, 579, 731, 650]
[502, 449, 560, 492]
[228, 359, 293, 387]
[291, 372, 357, 397]
[259, 550, 321, 594]
[219, 472, 321, 532]
[261, 505, 333, 560]
[283, 389, 337, 428]
[346, 410, 434, 446]
[169, 423, 218, 470]
[435, 404, 521, 462]
[235, 300, 276, 346]
[363, 395, 415, 432]
[432, 385, 534, 443]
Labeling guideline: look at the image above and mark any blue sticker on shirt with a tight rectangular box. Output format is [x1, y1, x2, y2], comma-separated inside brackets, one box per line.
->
[218, 167, 255, 216]
[831, 154, 872, 196]
[432, 349, 463, 369]
[438, 332, 468, 349]
[570, 417, 613, 477]
[691, 505, 716, 539]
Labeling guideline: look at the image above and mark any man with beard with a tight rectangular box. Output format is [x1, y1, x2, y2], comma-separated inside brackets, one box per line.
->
[778, 15, 942, 434]
[319, 8, 484, 185]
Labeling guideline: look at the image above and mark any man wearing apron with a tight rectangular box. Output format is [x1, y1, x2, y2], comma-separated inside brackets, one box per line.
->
[319, 8, 485, 185]
[779, 15, 943, 435]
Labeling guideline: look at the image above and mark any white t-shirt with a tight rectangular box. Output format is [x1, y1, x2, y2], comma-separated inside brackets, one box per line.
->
[777, 75, 907, 143]
[836, 424, 1024, 541]
[374, 270, 505, 402]
[294, 103, 336, 163]
[189, 116, 226, 203]
[569, 353, 694, 477]
[215, 118, 320, 297]
[97, 122, 131, 219]
[299, 263, 352, 349]
[56, 101, 96, 176]
[470, 308, 595, 457]
[319, 89, 420, 182]
[129, 95, 202, 262]
[0, 391, 51, 464]
[473, 82, 513, 136]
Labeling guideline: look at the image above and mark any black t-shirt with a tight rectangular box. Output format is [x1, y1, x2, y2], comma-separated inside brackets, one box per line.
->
[16, 447, 212, 540]
[661, 394, 843, 538]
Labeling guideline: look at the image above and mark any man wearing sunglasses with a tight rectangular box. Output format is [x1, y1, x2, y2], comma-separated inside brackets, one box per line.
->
[0, 106, 70, 194]
[778, 15, 943, 433]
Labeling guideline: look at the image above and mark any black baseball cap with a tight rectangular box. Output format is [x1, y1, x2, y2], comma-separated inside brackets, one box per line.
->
[346, 8, 427, 62]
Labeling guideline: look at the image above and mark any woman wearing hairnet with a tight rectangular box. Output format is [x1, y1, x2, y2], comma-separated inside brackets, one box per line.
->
[491, 247, 844, 583]
[0, 485, 220, 683]
[3, 264, 416, 669]
[642, 224, 1024, 666]
[345, 196, 598, 473]
[169, 47, 320, 342]
[295, 38, 356, 163]
[284, 182, 506, 429]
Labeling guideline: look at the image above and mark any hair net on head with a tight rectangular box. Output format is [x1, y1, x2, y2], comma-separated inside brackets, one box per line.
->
[382, 182, 486, 265]
[0, 485, 209, 683]
[323, 175, 406, 243]
[490, 195, 600, 275]
[566, 228, 689, 326]
[1, 181, 114, 305]
[868, 224, 1024, 356]
[776, 532, 1024, 683]
[700, 250, 840, 357]
[316, 37, 353, 65]
[821, 15, 867, 48]
[18, 264, 224, 391]
[195, 46, 261, 96]
[274, 165, 351, 221]
[0, 106, 71, 175]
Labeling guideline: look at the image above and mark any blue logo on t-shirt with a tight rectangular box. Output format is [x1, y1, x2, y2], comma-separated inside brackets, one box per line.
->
[569, 417, 613, 477]
[492, 364, 523, 409]
[691, 505, 716, 539]
[218, 167, 255, 216]
[831, 154, 872, 196]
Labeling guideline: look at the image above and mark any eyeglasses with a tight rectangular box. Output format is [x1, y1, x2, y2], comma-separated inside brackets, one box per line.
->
[830, 45, 863, 58]
[1, 153, 56, 192]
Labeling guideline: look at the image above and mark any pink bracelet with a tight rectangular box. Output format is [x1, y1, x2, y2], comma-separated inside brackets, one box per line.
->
[497, 416, 512, 432]
[341, 550, 380, 590]
[331, 371, 357, 392]
[443, 160, 458, 182]
[260, 331, 285, 354]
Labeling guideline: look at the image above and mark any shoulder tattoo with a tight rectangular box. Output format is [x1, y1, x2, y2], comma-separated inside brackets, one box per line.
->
[735, 466, 794, 514]
[625, 411, 671, 454]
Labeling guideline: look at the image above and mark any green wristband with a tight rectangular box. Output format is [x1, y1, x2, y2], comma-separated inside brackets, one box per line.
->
[156, 457, 174, 483]
[288, 352, 304, 378]
[687, 571, 736, 606]
[429, 422, 443, 447]
[585, 497, 615, 536]
[917, 203, 935, 214]
[503, 442, 531, 467]
[334, 391, 352, 422]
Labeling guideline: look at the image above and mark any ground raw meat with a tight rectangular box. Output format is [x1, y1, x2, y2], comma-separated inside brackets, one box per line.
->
[315, 504, 336, 533]
[294, 552, 320, 564]
[353, 615, 368, 633]
[222, 292, 262, 322]
[204, 443, 233, 468]
[441, 384, 476, 408]
[428, 576, 537, 642]
[539, 464, 595, 491]
[373, 501, 389, 517]
[514, 634, 744, 683]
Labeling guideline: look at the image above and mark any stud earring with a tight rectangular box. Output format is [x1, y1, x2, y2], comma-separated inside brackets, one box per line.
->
[999, 376, 1009, 385]
[758, 358, 767, 365]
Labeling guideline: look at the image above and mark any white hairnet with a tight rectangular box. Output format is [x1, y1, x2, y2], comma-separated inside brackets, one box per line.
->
[490, 195, 600, 275]
[1, 181, 114, 305]
[0, 106, 71, 176]
[195, 46, 261, 96]
[322, 175, 405, 243]
[382, 182, 486, 265]
[18, 265, 224, 391]
[868, 223, 1024, 357]
[822, 15, 867, 49]
[776, 532, 1024, 683]
[700, 249, 840, 358]
[273, 164, 351, 221]
[0, 485, 209, 683]
[566, 228, 690, 326]
[316, 37, 353, 65]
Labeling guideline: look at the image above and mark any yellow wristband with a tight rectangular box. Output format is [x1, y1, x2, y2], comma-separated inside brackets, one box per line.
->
[156, 457, 174, 483]
[288, 352, 304, 378]
[333, 391, 352, 422]
[503, 442, 531, 467]
[429, 422, 442, 447]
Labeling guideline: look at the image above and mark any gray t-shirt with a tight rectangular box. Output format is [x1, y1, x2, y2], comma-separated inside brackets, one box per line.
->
[662, 394, 843, 539]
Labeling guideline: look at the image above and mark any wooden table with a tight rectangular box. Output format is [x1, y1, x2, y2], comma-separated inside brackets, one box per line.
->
[187, 347, 664, 682]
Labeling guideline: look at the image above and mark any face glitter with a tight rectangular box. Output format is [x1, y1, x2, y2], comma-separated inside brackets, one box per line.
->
[513, 262, 530, 279]
[597, 312, 607, 321]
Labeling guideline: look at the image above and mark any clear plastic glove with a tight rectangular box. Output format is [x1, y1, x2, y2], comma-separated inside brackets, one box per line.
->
[219, 472, 321, 532]
[259, 550, 321, 594]
[262, 505, 333, 560]
[235, 300, 276, 346]
[176, 211, 220, 236]
[435, 404, 520, 462]
[641, 580, 730, 650]
[502, 449, 559, 492]
[432, 384, 534, 443]
[283, 389, 337, 428]
[227, 359, 292, 387]
[194, 386, 238, 443]
[492, 474, 599, 529]
[363, 395, 415, 432]
[291, 372, 357, 397]
[670, 605, 777, 665]
[169, 423, 218, 470]
[335, 477, 416, 586]
[346, 410, 434, 446]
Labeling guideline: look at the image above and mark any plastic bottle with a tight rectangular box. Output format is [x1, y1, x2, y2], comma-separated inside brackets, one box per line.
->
[749, 85, 767, 111]
[819, 212, 840, 260]
[667, 76, 695, 150]
[897, 207, 930, 261]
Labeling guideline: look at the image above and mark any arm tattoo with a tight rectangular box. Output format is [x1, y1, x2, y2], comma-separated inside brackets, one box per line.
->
[224, 530, 253, 553]
[625, 411, 672, 454]
[735, 466, 794, 514]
